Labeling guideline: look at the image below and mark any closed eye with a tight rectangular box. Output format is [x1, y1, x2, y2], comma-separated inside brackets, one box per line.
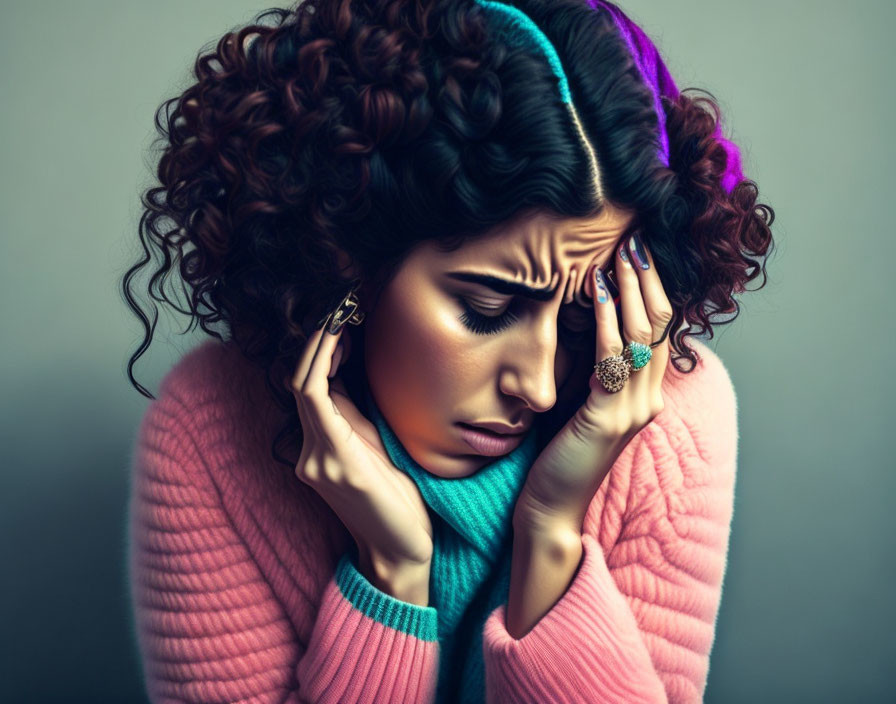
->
[457, 298, 520, 335]
[457, 297, 595, 340]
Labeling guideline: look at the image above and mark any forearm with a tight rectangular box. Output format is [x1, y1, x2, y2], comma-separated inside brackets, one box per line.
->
[505, 433, 626, 640]
[505, 516, 584, 640]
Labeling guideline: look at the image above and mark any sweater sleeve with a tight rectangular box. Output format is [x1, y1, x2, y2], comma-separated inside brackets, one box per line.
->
[128, 391, 440, 704]
[297, 547, 440, 703]
[480, 361, 738, 703]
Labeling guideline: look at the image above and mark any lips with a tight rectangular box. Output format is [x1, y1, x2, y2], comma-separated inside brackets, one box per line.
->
[458, 421, 528, 436]
[456, 423, 527, 456]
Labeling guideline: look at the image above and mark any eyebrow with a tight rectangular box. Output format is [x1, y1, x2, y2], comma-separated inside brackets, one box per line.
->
[445, 271, 558, 301]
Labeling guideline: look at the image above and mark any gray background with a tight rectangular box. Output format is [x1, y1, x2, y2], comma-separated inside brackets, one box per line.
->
[1, 0, 893, 701]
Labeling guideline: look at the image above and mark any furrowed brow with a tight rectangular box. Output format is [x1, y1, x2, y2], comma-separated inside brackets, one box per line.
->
[446, 271, 558, 301]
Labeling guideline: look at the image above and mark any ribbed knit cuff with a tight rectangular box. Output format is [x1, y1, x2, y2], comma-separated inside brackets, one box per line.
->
[335, 551, 439, 642]
[295, 551, 441, 703]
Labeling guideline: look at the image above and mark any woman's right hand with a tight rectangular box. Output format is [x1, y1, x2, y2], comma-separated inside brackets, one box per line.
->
[286, 318, 434, 601]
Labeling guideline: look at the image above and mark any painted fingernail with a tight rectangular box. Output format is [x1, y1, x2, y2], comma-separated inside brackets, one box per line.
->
[618, 242, 632, 267]
[629, 232, 650, 270]
[594, 267, 610, 303]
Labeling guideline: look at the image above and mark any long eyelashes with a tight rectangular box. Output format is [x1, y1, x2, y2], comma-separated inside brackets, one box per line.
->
[457, 298, 519, 335]
[457, 298, 594, 340]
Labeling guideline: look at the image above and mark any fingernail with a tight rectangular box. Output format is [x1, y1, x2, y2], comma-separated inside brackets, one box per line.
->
[629, 232, 650, 270]
[618, 242, 632, 267]
[594, 267, 610, 303]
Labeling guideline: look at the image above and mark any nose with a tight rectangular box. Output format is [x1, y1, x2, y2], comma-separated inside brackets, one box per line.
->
[498, 312, 559, 414]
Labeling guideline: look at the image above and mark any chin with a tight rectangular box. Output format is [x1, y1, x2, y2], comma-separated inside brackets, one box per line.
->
[417, 445, 489, 479]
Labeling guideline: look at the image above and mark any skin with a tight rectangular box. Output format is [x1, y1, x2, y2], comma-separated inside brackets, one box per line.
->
[359, 202, 637, 478]
[294, 200, 673, 628]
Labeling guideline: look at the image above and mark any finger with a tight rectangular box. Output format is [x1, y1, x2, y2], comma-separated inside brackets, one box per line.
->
[293, 326, 352, 449]
[287, 315, 339, 419]
[286, 323, 324, 391]
[284, 323, 326, 442]
[625, 233, 672, 395]
[616, 237, 654, 350]
[590, 261, 624, 366]
[328, 341, 345, 379]
[613, 234, 659, 401]
[300, 324, 350, 441]
[625, 232, 674, 343]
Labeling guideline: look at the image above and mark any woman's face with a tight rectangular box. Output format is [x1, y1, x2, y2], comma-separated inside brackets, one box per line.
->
[362, 204, 636, 477]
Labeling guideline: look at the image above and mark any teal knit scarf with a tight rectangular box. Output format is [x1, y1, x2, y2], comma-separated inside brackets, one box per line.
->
[363, 388, 538, 703]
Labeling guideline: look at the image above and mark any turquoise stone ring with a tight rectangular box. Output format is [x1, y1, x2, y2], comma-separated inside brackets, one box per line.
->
[594, 342, 653, 393]
[623, 341, 653, 371]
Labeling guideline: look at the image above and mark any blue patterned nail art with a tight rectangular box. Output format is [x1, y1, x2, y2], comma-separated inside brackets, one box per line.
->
[594, 268, 610, 303]
[629, 233, 650, 269]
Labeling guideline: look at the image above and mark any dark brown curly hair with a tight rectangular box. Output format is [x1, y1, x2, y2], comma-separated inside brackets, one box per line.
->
[122, 0, 775, 467]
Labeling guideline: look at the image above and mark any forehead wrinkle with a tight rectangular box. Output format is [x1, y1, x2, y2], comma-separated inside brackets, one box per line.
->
[531, 230, 556, 287]
[550, 218, 628, 305]
[550, 224, 601, 281]
[472, 209, 628, 293]
[500, 221, 602, 303]
[497, 222, 555, 289]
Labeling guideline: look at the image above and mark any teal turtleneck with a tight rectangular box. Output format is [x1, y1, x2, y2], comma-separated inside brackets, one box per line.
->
[333, 386, 539, 703]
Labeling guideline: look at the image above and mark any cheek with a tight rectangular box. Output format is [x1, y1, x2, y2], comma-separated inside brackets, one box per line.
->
[364, 283, 481, 430]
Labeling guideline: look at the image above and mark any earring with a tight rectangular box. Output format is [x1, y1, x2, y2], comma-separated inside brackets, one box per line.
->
[317, 283, 365, 334]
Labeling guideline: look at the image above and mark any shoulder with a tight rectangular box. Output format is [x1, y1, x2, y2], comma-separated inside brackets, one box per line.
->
[633, 338, 739, 497]
[151, 337, 279, 431]
[662, 337, 738, 429]
[132, 338, 275, 480]
[658, 337, 739, 459]
[155, 338, 252, 411]
[131, 338, 339, 539]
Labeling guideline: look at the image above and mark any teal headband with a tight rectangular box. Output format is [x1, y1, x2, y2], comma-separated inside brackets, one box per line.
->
[475, 0, 573, 104]
[474, 0, 605, 204]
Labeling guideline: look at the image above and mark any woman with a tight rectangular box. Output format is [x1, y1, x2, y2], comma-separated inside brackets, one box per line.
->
[123, 0, 773, 702]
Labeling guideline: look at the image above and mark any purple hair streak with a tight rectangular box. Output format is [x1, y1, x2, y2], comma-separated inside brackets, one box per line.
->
[589, 0, 745, 193]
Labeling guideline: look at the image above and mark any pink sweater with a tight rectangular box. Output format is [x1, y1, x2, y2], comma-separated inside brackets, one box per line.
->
[127, 337, 738, 703]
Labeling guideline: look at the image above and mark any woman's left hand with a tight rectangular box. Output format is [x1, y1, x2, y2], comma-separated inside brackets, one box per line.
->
[513, 232, 674, 534]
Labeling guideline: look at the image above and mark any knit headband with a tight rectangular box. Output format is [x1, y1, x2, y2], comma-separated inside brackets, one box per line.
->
[474, 0, 745, 194]
[475, 0, 605, 204]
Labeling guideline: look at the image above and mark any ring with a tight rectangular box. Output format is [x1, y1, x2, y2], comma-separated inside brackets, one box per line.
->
[594, 341, 654, 392]
[593, 354, 630, 393]
[623, 341, 652, 371]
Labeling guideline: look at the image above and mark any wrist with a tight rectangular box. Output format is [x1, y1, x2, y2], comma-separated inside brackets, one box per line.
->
[513, 487, 585, 539]
[512, 513, 583, 556]
[357, 544, 432, 607]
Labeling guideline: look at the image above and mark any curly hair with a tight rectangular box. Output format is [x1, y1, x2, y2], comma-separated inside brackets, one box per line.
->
[122, 0, 775, 467]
